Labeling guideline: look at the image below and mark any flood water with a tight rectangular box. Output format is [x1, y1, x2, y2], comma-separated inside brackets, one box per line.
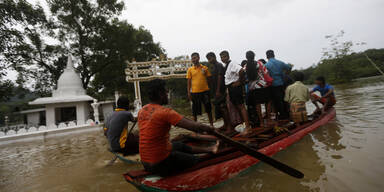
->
[1, 77, 384, 192]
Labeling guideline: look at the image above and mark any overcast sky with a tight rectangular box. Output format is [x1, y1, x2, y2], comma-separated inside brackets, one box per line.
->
[120, 0, 383, 68]
[5, 0, 384, 81]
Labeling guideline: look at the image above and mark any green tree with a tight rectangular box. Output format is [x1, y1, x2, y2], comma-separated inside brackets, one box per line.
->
[1, 0, 164, 98]
[0, 0, 67, 96]
[47, 0, 125, 89]
[88, 21, 164, 100]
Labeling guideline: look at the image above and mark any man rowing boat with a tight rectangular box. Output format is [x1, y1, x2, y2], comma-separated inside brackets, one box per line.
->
[138, 79, 219, 176]
[105, 97, 139, 155]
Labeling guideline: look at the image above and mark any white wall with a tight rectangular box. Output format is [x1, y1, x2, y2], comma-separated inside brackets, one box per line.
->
[45, 101, 91, 127]
[76, 102, 89, 125]
[46, 105, 56, 128]
[27, 112, 40, 127]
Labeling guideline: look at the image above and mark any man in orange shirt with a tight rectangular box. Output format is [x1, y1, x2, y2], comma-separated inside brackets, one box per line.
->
[138, 79, 219, 176]
[187, 52, 214, 126]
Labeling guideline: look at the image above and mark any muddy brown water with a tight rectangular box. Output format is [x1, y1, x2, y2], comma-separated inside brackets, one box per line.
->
[1, 77, 384, 192]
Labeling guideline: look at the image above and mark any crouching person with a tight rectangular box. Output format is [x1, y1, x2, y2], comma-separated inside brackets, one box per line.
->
[105, 97, 139, 155]
[284, 72, 309, 124]
[139, 79, 219, 177]
[310, 76, 336, 114]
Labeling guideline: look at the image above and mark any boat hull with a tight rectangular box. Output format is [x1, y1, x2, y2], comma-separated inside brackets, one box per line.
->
[124, 108, 336, 192]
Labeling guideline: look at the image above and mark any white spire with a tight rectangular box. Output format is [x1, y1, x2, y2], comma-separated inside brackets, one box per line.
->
[66, 54, 74, 69]
[52, 54, 86, 97]
[29, 54, 94, 105]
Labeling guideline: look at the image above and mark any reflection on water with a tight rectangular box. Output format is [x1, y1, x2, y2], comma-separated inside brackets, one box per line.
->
[1, 77, 384, 192]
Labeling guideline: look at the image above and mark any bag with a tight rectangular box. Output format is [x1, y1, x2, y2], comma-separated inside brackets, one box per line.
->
[258, 61, 273, 87]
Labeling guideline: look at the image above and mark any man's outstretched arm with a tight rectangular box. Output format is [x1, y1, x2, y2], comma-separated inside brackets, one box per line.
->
[176, 117, 213, 133]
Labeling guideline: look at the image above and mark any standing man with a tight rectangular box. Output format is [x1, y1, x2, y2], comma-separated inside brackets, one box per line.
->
[220, 50, 252, 135]
[265, 50, 292, 120]
[187, 52, 214, 126]
[206, 52, 233, 135]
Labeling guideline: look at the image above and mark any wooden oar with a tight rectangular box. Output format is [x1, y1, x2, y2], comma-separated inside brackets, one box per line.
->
[208, 129, 304, 179]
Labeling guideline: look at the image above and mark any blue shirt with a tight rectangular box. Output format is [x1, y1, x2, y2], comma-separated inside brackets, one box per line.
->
[312, 84, 334, 96]
[265, 58, 292, 87]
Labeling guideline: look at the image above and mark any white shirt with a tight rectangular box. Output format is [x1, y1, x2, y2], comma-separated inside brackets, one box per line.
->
[224, 60, 242, 85]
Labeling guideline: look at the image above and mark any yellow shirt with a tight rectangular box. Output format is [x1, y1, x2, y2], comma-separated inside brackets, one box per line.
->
[186, 64, 212, 93]
[284, 81, 310, 104]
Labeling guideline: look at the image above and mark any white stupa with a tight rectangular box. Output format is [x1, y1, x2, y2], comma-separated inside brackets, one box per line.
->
[29, 55, 94, 128]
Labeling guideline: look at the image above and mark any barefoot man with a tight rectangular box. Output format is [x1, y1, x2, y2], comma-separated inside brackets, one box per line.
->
[139, 79, 219, 177]
[206, 52, 234, 135]
[220, 50, 252, 135]
[310, 76, 336, 114]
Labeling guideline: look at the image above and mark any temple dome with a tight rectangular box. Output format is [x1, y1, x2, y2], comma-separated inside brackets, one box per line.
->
[53, 55, 86, 97]
[29, 55, 94, 105]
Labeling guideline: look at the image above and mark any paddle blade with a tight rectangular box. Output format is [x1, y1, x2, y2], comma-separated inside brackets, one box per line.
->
[211, 130, 304, 179]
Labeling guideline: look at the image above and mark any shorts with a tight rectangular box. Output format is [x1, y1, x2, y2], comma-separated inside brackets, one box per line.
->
[248, 87, 270, 105]
[290, 102, 308, 123]
[142, 142, 199, 176]
[227, 84, 244, 105]
[213, 93, 227, 120]
[191, 91, 212, 116]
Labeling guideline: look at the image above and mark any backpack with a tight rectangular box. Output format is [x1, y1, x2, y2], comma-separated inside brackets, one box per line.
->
[258, 61, 273, 87]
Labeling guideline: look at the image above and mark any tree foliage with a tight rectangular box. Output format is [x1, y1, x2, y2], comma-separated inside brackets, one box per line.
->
[1, 0, 164, 99]
[295, 49, 384, 84]
[295, 31, 383, 84]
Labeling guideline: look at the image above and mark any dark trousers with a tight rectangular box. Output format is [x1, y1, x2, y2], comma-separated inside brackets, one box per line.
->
[271, 86, 289, 119]
[142, 142, 199, 177]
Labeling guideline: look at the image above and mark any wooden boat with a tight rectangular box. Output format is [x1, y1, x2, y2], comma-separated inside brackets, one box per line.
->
[123, 108, 336, 191]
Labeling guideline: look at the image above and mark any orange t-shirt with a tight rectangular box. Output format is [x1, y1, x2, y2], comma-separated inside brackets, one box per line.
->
[138, 103, 183, 164]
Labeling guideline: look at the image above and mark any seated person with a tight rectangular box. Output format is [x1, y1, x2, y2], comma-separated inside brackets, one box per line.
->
[139, 79, 219, 177]
[310, 76, 336, 114]
[284, 72, 309, 124]
[105, 97, 139, 155]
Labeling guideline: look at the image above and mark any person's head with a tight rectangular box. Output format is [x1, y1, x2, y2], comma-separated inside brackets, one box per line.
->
[241, 60, 247, 68]
[258, 59, 267, 65]
[266, 50, 275, 59]
[315, 76, 326, 86]
[293, 72, 304, 82]
[206, 52, 217, 64]
[246, 51, 255, 61]
[117, 97, 130, 110]
[191, 52, 200, 65]
[147, 79, 168, 105]
[219, 50, 230, 64]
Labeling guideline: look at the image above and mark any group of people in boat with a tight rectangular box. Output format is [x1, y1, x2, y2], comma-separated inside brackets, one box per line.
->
[187, 50, 336, 136]
[104, 49, 337, 176]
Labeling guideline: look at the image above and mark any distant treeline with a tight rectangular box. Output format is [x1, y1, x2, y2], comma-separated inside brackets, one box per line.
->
[293, 49, 384, 84]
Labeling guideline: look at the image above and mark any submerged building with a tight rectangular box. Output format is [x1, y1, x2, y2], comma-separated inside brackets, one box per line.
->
[28, 55, 108, 128]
